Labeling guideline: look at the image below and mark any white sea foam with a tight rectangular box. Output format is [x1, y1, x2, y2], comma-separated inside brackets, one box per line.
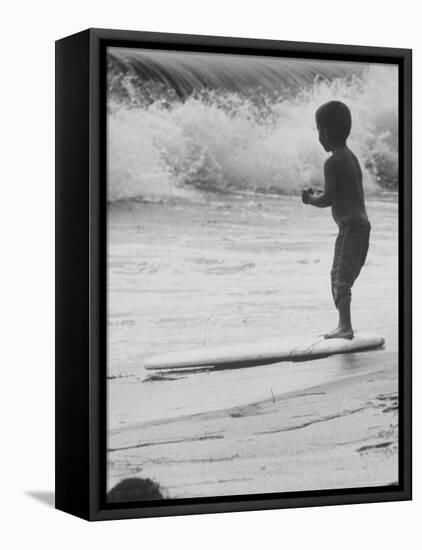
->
[107, 64, 398, 202]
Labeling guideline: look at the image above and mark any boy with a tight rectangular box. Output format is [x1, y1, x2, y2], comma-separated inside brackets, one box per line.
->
[302, 101, 370, 340]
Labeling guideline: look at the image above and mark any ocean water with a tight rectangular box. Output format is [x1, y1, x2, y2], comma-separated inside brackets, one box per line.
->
[107, 48, 398, 202]
[107, 195, 398, 380]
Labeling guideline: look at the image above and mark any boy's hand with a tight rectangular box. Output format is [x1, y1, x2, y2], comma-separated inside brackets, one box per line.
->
[301, 187, 314, 204]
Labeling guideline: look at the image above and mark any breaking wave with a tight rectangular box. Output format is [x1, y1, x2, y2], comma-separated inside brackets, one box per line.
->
[107, 48, 398, 202]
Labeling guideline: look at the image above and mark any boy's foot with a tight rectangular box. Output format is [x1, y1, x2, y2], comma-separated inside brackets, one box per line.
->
[324, 327, 354, 340]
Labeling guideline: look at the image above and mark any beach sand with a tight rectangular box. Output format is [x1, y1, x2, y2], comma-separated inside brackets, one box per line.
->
[108, 357, 398, 497]
[107, 194, 398, 497]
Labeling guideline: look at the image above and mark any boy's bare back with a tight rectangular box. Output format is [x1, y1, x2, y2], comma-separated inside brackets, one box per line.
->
[328, 147, 369, 226]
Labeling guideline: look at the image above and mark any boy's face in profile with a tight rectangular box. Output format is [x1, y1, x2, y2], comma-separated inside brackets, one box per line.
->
[317, 123, 331, 152]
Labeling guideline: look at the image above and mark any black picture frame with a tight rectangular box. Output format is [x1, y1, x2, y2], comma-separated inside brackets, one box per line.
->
[55, 28, 412, 521]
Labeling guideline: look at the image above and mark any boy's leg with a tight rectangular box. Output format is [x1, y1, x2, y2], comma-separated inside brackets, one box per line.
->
[325, 227, 354, 339]
[325, 293, 353, 339]
[325, 222, 370, 339]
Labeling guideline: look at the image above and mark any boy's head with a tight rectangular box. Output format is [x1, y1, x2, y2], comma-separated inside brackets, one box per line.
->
[315, 101, 352, 151]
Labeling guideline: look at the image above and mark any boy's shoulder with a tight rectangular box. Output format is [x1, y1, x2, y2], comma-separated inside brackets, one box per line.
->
[323, 154, 339, 176]
[327, 148, 358, 170]
[331, 148, 357, 162]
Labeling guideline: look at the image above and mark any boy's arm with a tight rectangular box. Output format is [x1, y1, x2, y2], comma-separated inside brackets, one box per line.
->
[307, 158, 336, 207]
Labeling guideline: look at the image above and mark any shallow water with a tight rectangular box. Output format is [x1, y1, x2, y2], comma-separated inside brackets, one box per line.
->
[107, 194, 398, 383]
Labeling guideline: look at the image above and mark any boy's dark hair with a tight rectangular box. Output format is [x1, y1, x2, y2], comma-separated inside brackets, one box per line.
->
[315, 101, 352, 141]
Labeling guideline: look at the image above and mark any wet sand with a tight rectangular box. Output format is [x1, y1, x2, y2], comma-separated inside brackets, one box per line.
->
[107, 194, 398, 497]
[108, 355, 398, 497]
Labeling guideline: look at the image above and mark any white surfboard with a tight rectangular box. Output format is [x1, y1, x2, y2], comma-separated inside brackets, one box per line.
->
[144, 332, 385, 371]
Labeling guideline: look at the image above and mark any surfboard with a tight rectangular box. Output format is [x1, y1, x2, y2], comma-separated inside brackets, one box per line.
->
[144, 332, 385, 371]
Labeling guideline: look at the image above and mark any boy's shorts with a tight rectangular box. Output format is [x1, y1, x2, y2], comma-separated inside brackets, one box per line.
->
[331, 219, 371, 306]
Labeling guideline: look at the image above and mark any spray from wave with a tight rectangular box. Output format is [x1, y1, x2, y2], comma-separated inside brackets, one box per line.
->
[107, 49, 398, 202]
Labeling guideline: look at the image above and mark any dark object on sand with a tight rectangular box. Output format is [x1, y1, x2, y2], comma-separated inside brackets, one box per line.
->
[108, 478, 165, 502]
